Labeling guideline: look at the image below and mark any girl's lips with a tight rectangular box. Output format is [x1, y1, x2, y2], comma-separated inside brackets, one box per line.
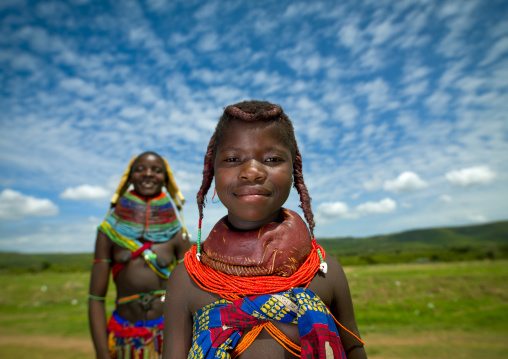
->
[235, 192, 268, 196]
[235, 194, 269, 203]
[234, 189, 270, 196]
[234, 188, 271, 202]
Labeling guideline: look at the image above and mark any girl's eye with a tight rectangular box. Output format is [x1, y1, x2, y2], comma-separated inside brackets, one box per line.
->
[225, 157, 239, 162]
[266, 157, 283, 163]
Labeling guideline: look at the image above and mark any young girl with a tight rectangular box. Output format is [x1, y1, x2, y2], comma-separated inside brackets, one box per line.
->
[89, 152, 191, 359]
[163, 101, 366, 358]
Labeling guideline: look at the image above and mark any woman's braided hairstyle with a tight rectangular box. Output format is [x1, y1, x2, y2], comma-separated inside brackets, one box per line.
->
[196, 100, 316, 237]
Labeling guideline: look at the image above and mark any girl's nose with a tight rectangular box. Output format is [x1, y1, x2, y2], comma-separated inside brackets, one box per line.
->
[239, 159, 266, 182]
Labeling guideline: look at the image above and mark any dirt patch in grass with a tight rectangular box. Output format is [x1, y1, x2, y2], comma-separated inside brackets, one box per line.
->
[364, 331, 508, 359]
[0, 333, 93, 354]
[1, 331, 507, 359]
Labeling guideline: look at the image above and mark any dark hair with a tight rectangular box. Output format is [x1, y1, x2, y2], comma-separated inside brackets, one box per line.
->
[130, 151, 168, 182]
[196, 100, 316, 237]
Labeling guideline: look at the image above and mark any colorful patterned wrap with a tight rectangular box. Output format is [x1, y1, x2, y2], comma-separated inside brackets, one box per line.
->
[98, 190, 183, 279]
[189, 288, 345, 359]
[107, 311, 163, 359]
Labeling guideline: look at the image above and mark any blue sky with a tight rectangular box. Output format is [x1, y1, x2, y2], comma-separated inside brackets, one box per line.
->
[0, 0, 507, 253]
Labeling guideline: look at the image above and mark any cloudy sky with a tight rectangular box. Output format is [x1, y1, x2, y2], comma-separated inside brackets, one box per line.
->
[1, 0, 507, 253]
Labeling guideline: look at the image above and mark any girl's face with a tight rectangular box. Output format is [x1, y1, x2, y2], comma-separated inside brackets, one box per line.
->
[131, 153, 165, 197]
[214, 119, 293, 231]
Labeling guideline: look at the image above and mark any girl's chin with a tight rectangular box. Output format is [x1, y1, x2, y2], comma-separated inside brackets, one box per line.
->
[227, 210, 282, 231]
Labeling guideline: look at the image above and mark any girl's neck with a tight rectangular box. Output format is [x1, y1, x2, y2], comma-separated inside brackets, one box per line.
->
[226, 208, 284, 231]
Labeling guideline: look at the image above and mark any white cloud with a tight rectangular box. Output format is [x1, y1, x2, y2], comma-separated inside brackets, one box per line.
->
[480, 36, 508, 66]
[383, 172, 428, 193]
[118, 106, 148, 119]
[368, 19, 398, 46]
[395, 112, 418, 131]
[334, 103, 358, 128]
[146, 0, 171, 12]
[196, 32, 220, 52]
[363, 178, 383, 191]
[340, 131, 357, 147]
[0, 0, 23, 10]
[403, 80, 428, 99]
[316, 201, 353, 222]
[356, 78, 399, 111]
[60, 77, 96, 97]
[7, 52, 40, 71]
[194, 1, 219, 20]
[60, 185, 110, 200]
[356, 198, 397, 215]
[338, 23, 362, 51]
[358, 48, 385, 71]
[70, 0, 92, 4]
[283, 2, 324, 18]
[445, 166, 497, 187]
[439, 2, 462, 18]
[276, 45, 329, 75]
[400, 201, 412, 209]
[169, 32, 192, 46]
[425, 90, 451, 114]
[439, 194, 453, 203]
[139, 87, 159, 104]
[253, 18, 277, 35]
[0, 189, 58, 221]
[402, 62, 431, 83]
[467, 214, 488, 223]
[362, 124, 376, 138]
[15, 26, 65, 53]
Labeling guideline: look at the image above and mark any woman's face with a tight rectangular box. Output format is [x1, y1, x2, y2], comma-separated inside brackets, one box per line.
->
[131, 153, 165, 197]
[214, 119, 293, 231]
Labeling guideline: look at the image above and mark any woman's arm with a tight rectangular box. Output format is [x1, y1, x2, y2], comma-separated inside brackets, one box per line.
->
[88, 230, 113, 359]
[162, 262, 193, 359]
[174, 229, 192, 260]
[327, 256, 367, 359]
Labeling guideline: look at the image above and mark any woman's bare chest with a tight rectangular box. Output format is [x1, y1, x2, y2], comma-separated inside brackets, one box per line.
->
[113, 240, 174, 268]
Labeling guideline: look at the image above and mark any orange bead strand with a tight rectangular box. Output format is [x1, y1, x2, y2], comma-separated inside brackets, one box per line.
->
[185, 244, 324, 298]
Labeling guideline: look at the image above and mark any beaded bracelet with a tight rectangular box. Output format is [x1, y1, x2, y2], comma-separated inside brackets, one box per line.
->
[93, 259, 112, 263]
[88, 294, 106, 301]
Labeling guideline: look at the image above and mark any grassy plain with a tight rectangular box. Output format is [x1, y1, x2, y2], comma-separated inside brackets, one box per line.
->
[2, 220, 506, 274]
[0, 260, 507, 358]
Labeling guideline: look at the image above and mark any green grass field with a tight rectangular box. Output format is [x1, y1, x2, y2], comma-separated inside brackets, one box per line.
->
[0, 260, 507, 358]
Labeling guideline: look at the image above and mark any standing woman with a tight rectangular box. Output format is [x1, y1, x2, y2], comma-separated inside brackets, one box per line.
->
[89, 152, 191, 359]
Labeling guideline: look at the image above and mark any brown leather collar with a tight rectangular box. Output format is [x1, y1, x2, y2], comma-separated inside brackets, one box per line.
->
[201, 209, 312, 277]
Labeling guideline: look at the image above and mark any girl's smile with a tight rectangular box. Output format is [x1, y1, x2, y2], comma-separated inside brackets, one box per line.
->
[214, 119, 293, 231]
[234, 186, 271, 201]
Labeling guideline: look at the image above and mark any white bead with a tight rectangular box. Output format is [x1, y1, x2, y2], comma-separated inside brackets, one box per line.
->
[320, 262, 328, 274]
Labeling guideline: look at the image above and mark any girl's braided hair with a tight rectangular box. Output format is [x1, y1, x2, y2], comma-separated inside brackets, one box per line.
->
[196, 100, 316, 237]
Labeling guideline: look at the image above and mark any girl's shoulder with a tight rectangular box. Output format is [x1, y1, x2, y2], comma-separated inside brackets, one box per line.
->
[307, 255, 348, 307]
[168, 262, 222, 314]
